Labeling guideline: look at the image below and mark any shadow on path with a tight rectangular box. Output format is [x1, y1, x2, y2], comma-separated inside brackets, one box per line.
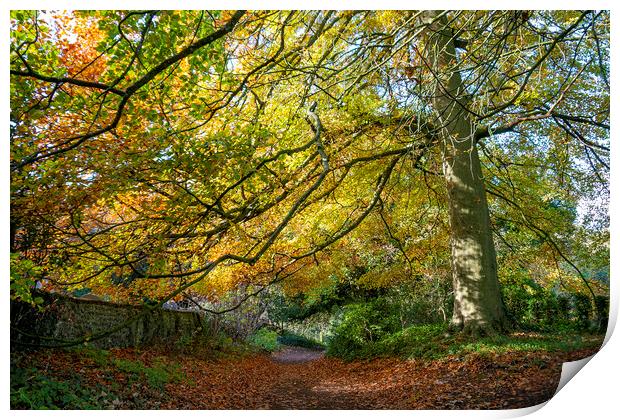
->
[270, 346, 325, 364]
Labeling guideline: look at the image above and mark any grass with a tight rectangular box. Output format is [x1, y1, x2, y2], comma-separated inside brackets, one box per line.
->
[111, 357, 183, 389]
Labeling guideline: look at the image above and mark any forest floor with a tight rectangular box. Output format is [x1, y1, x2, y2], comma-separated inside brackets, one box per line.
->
[10, 334, 603, 410]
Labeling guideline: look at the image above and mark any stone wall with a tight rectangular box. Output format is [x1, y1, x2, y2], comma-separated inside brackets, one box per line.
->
[11, 293, 204, 349]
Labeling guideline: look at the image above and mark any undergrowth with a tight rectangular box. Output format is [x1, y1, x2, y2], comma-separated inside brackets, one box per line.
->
[277, 331, 325, 350]
[10, 347, 185, 409]
[10, 365, 119, 409]
[247, 327, 280, 352]
[326, 323, 604, 361]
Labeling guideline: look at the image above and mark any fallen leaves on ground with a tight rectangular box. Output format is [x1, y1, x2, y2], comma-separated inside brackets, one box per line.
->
[11, 345, 599, 410]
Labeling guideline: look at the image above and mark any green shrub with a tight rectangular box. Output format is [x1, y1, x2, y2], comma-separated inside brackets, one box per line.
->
[370, 324, 448, 359]
[594, 295, 609, 332]
[247, 327, 280, 352]
[501, 275, 613, 334]
[557, 295, 571, 319]
[501, 281, 600, 332]
[381, 280, 453, 326]
[573, 293, 592, 330]
[277, 331, 324, 349]
[326, 301, 400, 359]
[328, 318, 448, 361]
[503, 282, 550, 330]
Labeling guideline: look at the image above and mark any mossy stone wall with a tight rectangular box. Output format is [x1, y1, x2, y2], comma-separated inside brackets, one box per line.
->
[11, 293, 203, 349]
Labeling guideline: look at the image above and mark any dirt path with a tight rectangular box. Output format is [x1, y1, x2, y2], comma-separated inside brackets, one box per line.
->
[267, 346, 347, 409]
[270, 346, 325, 364]
[186, 347, 593, 410]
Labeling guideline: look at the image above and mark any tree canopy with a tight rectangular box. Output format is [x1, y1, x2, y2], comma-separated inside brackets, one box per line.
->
[10, 10, 609, 334]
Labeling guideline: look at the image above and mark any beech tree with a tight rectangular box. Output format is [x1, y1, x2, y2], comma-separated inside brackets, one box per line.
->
[10, 10, 609, 338]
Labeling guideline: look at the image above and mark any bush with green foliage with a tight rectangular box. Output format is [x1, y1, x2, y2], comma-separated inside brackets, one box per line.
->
[594, 295, 609, 332]
[247, 327, 280, 352]
[277, 331, 325, 349]
[365, 324, 448, 360]
[326, 301, 401, 359]
[502, 282, 560, 331]
[572, 293, 592, 330]
[501, 279, 605, 332]
[380, 279, 453, 326]
[10, 253, 44, 308]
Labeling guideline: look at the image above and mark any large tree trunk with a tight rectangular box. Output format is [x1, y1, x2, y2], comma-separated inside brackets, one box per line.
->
[425, 12, 509, 335]
[441, 128, 509, 336]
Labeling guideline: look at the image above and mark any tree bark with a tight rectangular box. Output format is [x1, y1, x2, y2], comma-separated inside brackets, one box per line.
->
[425, 12, 509, 335]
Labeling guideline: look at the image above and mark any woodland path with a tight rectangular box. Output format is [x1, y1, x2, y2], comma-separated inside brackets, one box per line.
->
[17, 346, 598, 409]
[162, 347, 595, 410]
[270, 346, 326, 364]
[267, 346, 344, 409]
